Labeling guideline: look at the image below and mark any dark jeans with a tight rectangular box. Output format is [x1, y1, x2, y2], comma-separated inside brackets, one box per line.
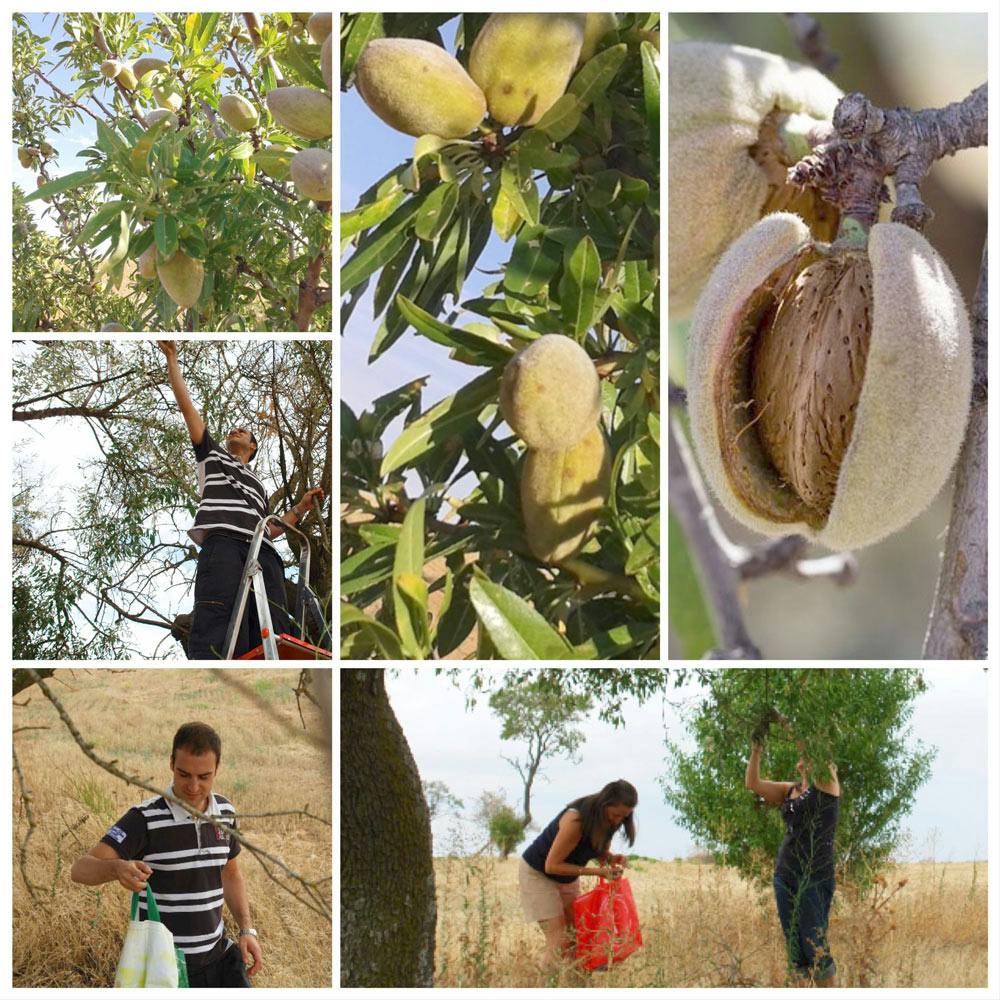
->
[773, 874, 836, 982]
[188, 532, 294, 660]
[187, 939, 252, 988]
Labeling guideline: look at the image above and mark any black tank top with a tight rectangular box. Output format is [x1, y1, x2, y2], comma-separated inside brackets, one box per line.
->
[775, 783, 839, 883]
[522, 808, 603, 883]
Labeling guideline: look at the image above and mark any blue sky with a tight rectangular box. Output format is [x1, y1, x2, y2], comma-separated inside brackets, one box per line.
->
[387, 667, 991, 863]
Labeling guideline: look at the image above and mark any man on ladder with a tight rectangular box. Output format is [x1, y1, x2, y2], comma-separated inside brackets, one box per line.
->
[158, 341, 324, 660]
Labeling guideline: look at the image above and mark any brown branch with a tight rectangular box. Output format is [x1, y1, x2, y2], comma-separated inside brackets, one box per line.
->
[923, 241, 988, 658]
[23, 669, 332, 921]
[12, 743, 43, 904]
[789, 83, 988, 230]
[783, 13, 839, 75]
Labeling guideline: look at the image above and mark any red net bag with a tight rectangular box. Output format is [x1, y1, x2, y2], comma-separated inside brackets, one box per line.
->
[573, 877, 643, 971]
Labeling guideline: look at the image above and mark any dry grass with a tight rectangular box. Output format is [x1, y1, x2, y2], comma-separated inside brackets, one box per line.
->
[434, 855, 987, 988]
[12, 668, 332, 988]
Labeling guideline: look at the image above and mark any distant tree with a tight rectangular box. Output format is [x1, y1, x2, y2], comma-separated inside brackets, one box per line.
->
[488, 674, 593, 826]
[663, 669, 934, 885]
[488, 806, 526, 860]
[422, 779, 463, 820]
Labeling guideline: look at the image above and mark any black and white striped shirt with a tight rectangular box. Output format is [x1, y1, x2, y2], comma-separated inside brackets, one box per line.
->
[188, 428, 276, 552]
[101, 788, 241, 970]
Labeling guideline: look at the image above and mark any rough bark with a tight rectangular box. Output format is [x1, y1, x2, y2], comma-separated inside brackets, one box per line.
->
[340, 669, 436, 987]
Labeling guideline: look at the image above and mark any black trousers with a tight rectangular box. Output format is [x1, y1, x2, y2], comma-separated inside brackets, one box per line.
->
[187, 939, 252, 988]
[188, 532, 294, 660]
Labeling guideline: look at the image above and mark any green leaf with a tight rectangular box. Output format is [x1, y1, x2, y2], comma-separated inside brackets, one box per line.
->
[641, 41, 660, 164]
[625, 514, 659, 575]
[396, 295, 514, 366]
[381, 368, 501, 476]
[568, 43, 628, 108]
[154, 214, 178, 260]
[414, 182, 459, 242]
[534, 93, 583, 142]
[73, 201, 127, 248]
[667, 510, 716, 659]
[559, 235, 601, 338]
[468, 574, 578, 660]
[94, 211, 131, 278]
[500, 159, 539, 227]
[25, 169, 104, 203]
[514, 130, 579, 171]
[491, 186, 521, 242]
[341, 189, 406, 241]
[341, 200, 421, 293]
[505, 225, 562, 297]
[574, 622, 660, 659]
[392, 497, 428, 659]
[343, 13, 384, 82]
[340, 603, 403, 660]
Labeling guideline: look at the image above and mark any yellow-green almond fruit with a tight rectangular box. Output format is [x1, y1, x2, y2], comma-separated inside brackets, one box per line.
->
[522, 425, 611, 563]
[219, 94, 259, 131]
[116, 64, 138, 90]
[578, 13, 617, 65]
[138, 244, 157, 279]
[669, 42, 842, 320]
[100, 60, 121, 78]
[469, 13, 586, 126]
[157, 250, 205, 309]
[100, 323, 128, 332]
[154, 85, 183, 112]
[134, 56, 168, 79]
[686, 213, 972, 552]
[17, 147, 33, 168]
[355, 39, 486, 139]
[265, 86, 332, 139]
[253, 145, 294, 181]
[500, 334, 601, 451]
[307, 12, 332, 43]
[290, 147, 332, 202]
[320, 34, 332, 90]
[145, 108, 177, 128]
[39, 141, 56, 157]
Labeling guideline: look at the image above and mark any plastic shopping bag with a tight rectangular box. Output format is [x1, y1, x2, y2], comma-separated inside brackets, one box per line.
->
[114, 886, 189, 988]
[573, 876, 643, 971]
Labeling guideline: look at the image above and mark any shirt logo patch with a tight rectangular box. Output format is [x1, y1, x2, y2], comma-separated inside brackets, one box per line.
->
[212, 823, 231, 843]
[106, 825, 127, 844]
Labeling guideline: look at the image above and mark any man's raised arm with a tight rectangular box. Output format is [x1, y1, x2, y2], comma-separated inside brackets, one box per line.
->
[157, 341, 206, 446]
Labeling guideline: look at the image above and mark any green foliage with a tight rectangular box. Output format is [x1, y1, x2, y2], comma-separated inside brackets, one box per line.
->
[663, 669, 935, 886]
[488, 805, 526, 859]
[341, 12, 660, 660]
[13, 340, 332, 658]
[12, 12, 331, 331]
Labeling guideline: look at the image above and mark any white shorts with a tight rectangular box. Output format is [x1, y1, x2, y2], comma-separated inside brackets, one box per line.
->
[518, 857, 580, 923]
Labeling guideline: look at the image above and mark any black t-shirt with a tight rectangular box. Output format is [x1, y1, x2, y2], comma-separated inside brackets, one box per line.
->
[188, 427, 276, 552]
[522, 808, 605, 883]
[775, 784, 839, 884]
[101, 791, 240, 971]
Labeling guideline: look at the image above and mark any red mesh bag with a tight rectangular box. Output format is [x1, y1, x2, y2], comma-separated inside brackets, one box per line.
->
[573, 877, 643, 971]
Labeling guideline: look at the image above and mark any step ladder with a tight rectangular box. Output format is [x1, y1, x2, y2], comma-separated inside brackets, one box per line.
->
[223, 515, 331, 660]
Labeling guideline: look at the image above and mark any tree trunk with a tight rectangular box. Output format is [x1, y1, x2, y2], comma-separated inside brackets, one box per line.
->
[340, 670, 436, 987]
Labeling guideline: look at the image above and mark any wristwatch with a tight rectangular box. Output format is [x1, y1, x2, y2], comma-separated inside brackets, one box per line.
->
[239, 928, 258, 938]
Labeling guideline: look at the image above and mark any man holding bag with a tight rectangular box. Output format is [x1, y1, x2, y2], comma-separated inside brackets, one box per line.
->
[71, 722, 262, 987]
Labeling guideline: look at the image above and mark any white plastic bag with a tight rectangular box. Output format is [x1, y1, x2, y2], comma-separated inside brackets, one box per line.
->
[114, 886, 181, 988]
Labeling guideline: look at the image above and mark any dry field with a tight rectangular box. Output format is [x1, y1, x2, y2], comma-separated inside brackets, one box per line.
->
[12, 668, 332, 988]
[434, 855, 987, 988]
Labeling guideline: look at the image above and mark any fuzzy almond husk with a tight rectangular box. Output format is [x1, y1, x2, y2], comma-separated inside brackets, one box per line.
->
[307, 12, 332, 44]
[219, 93, 259, 131]
[669, 42, 842, 319]
[157, 250, 204, 309]
[134, 56, 168, 79]
[522, 425, 611, 563]
[290, 147, 331, 201]
[578, 13, 617, 65]
[154, 85, 183, 112]
[469, 13, 585, 126]
[686, 213, 972, 551]
[500, 334, 601, 451]
[265, 86, 332, 139]
[145, 108, 177, 129]
[356, 39, 486, 139]
[138, 244, 157, 279]
[320, 35, 332, 90]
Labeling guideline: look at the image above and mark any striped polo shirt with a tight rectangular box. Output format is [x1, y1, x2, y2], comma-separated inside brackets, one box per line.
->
[188, 427, 276, 553]
[101, 788, 241, 971]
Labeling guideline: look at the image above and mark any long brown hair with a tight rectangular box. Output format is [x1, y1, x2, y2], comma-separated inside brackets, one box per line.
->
[568, 779, 638, 853]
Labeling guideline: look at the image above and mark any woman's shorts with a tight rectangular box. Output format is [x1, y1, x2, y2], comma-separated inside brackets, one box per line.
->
[518, 858, 580, 923]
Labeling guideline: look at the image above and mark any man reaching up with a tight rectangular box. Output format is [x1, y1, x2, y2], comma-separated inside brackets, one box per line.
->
[158, 341, 324, 659]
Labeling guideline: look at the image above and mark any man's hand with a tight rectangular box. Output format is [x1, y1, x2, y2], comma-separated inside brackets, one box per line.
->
[239, 933, 263, 977]
[116, 859, 154, 892]
[157, 340, 178, 364]
[294, 486, 325, 516]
